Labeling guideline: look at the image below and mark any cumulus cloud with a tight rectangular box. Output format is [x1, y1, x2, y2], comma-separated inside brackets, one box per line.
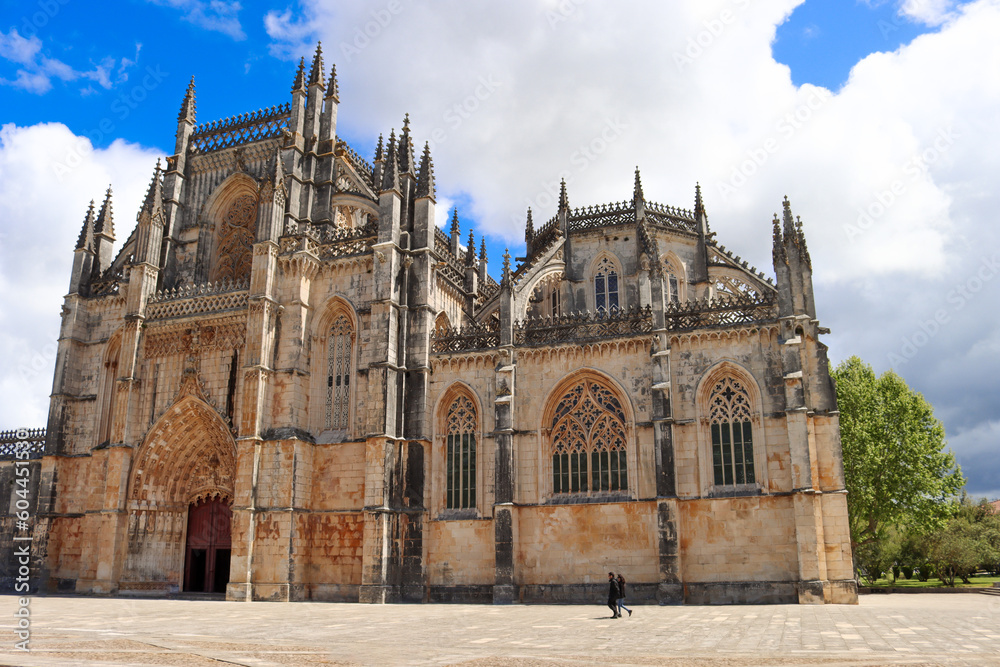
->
[0, 29, 124, 94]
[147, 0, 246, 40]
[258, 0, 1000, 494]
[0, 123, 163, 427]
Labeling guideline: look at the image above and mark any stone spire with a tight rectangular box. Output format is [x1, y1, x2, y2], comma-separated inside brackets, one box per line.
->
[501, 248, 512, 288]
[449, 207, 461, 256]
[291, 57, 306, 93]
[691, 182, 709, 285]
[375, 133, 384, 162]
[76, 200, 96, 252]
[325, 63, 339, 100]
[782, 195, 795, 238]
[466, 228, 476, 266]
[398, 113, 415, 175]
[557, 178, 570, 236]
[94, 186, 115, 241]
[633, 166, 644, 203]
[524, 207, 534, 242]
[478, 237, 489, 283]
[416, 142, 436, 200]
[177, 76, 196, 124]
[695, 182, 705, 220]
[771, 213, 785, 265]
[773, 197, 815, 318]
[380, 130, 400, 193]
[307, 42, 325, 88]
[138, 159, 164, 223]
[558, 178, 569, 211]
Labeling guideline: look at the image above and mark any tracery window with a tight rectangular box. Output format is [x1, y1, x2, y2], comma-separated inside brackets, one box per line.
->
[594, 257, 619, 314]
[215, 193, 257, 283]
[551, 380, 628, 495]
[713, 274, 761, 300]
[445, 395, 477, 509]
[708, 376, 756, 486]
[663, 258, 682, 305]
[325, 314, 354, 430]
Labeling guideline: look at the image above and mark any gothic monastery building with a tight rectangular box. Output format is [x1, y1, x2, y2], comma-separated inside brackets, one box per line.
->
[0, 46, 857, 605]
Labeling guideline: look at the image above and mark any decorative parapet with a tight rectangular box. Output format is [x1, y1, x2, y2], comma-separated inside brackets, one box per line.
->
[431, 319, 500, 354]
[189, 104, 291, 154]
[665, 293, 778, 331]
[515, 305, 654, 345]
[567, 200, 633, 231]
[0, 428, 45, 460]
[335, 137, 375, 189]
[281, 220, 377, 261]
[645, 200, 697, 233]
[146, 280, 250, 320]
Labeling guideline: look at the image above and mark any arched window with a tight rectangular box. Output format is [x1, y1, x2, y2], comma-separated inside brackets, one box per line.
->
[325, 314, 354, 430]
[214, 193, 257, 283]
[663, 257, 682, 305]
[708, 376, 756, 486]
[713, 273, 761, 300]
[551, 379, 628, 494]
[445, 394, 477, 509]
[593, 256, 619, 314]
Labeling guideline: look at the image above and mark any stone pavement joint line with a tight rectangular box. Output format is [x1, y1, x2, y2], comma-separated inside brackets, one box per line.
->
[2, 594, 1000, 666]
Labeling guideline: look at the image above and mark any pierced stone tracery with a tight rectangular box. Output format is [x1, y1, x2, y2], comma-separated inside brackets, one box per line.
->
[708, 376, 756, 487]
[446, 394, 477, 510]
[713, 273, 761, 300]
[215, 193, 257, 283]
[325, 314, 354, 431]
[551, 380, 628, 495]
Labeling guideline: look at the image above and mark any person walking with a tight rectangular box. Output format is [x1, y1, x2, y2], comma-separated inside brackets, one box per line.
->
[607, 572, 621, 618]
[616, 573, 632, 617]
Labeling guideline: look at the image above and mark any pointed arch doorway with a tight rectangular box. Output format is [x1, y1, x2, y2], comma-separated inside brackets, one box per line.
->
[183, 496, 232, 593]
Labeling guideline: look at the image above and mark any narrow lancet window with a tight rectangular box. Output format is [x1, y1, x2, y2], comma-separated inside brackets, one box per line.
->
[325, 314, 354, 430]
[445, 395, 477, 509]
[708, 376, 756, 486]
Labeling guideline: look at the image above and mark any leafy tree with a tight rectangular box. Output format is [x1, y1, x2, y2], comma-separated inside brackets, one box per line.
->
[854, 527, 901, 586]
[832, 357, 965, 555]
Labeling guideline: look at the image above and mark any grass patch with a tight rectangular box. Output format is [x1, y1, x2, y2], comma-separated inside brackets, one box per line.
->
[867, 573, 1000, 589]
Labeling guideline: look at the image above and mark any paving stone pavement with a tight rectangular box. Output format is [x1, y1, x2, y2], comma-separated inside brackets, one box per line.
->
[2, 593, 1000, 666]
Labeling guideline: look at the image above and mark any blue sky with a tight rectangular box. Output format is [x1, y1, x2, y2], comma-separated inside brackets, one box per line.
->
[1, 0, 998, 498]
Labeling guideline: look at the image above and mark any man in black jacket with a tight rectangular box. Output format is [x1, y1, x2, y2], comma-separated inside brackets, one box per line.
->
[607, 572, 621, 618]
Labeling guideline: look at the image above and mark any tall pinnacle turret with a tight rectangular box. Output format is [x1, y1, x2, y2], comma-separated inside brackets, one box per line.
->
[416, 142, 436, 199]
[380, 129, 400, 192]
[398, 113, 415, 174]
[94, 186, 114, 240]
[633, 167, 644, 203]
[479, 237, 488, 262]
[695, 182, 705, 220]
[325, 63, 339, 100]
[450, 208, 460, 237]
[291, 57, 306, 93]
[307, 42, 325, 88]
[177, 77, 196, 124]
[139, 159, 164, 222]
[466, 228, 476, 266]
[524, 207, 534, 242]
[558, 178, 569, 211]
[75, 200, 96, 252]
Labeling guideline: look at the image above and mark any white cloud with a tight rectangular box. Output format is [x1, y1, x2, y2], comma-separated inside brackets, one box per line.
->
[0, 122, 163, 428]
[898, 0, 959, 25]
[0, 29, 125, 94]
[258, 0, 1000, 494]
[147, 0, 246, 40]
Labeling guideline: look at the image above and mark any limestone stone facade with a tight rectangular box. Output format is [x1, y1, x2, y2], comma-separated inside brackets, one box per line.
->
[4, 46, 856, 605]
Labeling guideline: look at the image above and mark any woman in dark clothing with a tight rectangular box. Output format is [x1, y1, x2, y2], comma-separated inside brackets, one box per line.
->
[616, 574, 632, 617]
[607, 572, 621, 618]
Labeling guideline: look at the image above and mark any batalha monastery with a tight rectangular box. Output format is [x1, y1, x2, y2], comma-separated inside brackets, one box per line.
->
[0, 46, 857, 606]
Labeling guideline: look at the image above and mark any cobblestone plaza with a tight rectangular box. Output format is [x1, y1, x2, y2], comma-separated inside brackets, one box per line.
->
[3, 593, 1000, 666]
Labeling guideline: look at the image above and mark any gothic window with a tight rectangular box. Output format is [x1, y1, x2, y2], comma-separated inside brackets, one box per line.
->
[434, 312, 451, 337]
[549, 287, 561, 317]
[214, 193, 257, 283]
[594, 257, 619, 314]
[551, 380, 628, 495]
[325, 314, 354, 430]
[663, 258, 682, 305]
[98, 357, 118, 444]
[445, 395, 477, 510]
[708, 376, 756, 486]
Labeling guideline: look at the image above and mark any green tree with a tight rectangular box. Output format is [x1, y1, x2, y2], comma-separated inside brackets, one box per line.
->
[832, 357, 965, 555]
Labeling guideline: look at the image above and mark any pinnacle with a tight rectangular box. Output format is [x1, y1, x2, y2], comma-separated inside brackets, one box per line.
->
[94, 186, 115, 239]
[140, 159, 164, 221]
[375, 133, 384, 162]
[291, 57, 306, 93]
[633, 167, 644, 203]
[558, 178, 569, 211]
[695, 182, 704, 216]
[416, 141, 435, 199]
[325, 63, 339, 99]
[501, 248, 512, 286]
[524, 207, 534, 241]
[75, 200, 96, 251]
[398, 113, 415, 173]
[466, 229, 476, 266]
[308, 42, 324, 87]
[480, 237, 488, 262]
[450, 208, 460, 236]
[177, 76, 196, 123]
[782, 195, 795, 236]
